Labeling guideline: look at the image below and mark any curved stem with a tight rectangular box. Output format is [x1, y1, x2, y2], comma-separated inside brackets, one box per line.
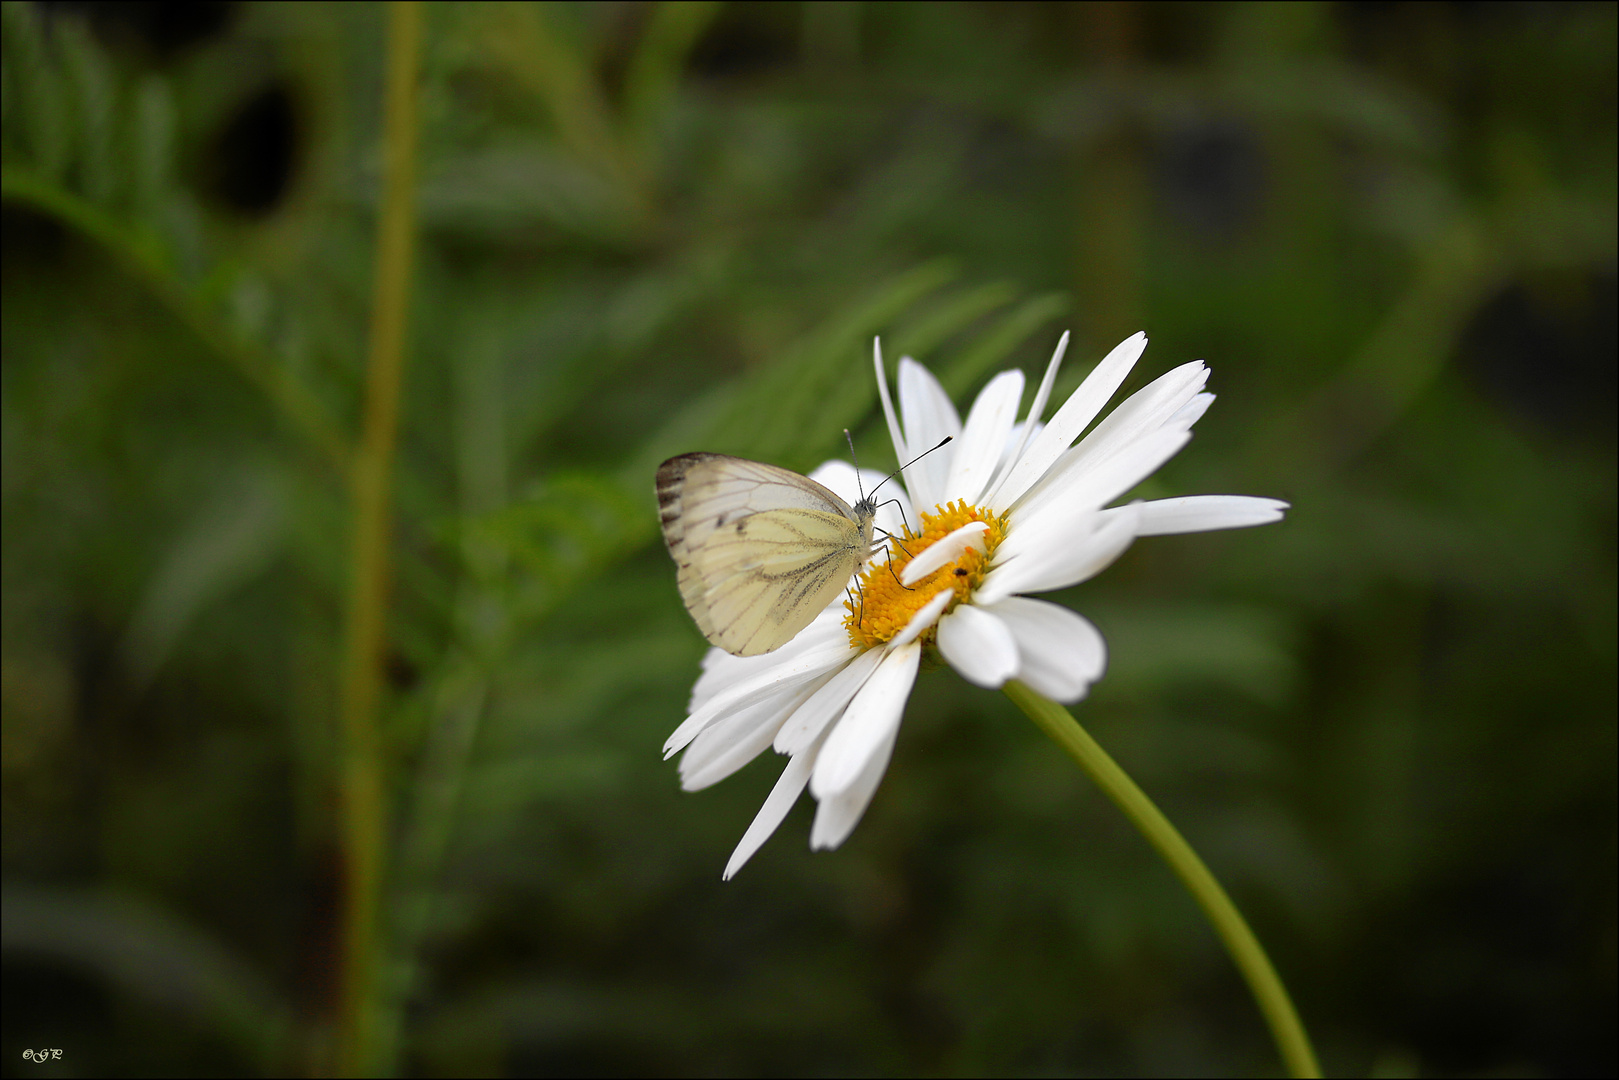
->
[335, 3, 423, 1076]
[1003, 681, 1321, 1079]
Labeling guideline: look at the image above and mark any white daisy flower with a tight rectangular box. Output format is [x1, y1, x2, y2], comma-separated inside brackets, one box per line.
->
[665, 331, 1289, 879]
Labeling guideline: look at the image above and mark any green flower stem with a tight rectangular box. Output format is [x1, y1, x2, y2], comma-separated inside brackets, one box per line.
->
[335, 3, 422, 1076]
[1003, 680, 1321, 1079]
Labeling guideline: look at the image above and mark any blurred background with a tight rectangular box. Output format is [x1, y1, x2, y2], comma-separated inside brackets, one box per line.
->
[2, 1, 1613, 1076]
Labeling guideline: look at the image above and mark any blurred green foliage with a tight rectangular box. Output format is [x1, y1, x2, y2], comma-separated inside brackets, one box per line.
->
[2, 1, 1613, 1076]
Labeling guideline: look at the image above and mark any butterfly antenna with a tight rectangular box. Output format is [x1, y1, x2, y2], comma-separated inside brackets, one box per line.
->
[847, 432, 953, 592]
[843, 429, 870, 507]
[867, 435, 952, 502]
[845, 431, 954, 507]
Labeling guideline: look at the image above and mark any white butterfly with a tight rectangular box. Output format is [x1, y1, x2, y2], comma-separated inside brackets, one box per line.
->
[656, 453, 880, 657]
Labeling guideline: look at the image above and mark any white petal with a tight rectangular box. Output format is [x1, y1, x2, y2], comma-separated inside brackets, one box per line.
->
[891, 588, 952, 648]
[1023, 424, 1191, 524]
[1011, 361, 1206, 513]
[898, 357, 962, 447]
[723, 739, 820, 880]
[1082, 359, 1208, 451]
[689, 646, 739, 711]
[1134, 495, 1289, 535]
[681, 674, 830, 791]
[807, 458, 860, 502]
[944, 369, 1024, 505]
[989, 332, 1146, 510]
[1003, 420, 1042, 464]
[1168, 391, 1214, 431]
[897, 357, 960, 510]
[809, 722, 898, 851]
[993, 505, 1105, 568]
[682, 692, 787, 788]
[987, 596, 1107, 703]
[899, 521, 988, 586]
[874, 337, 908, 461]
[806, 460, 891, 512]
[981, 418, 1043, 505]
[936, 604, 1019, 688]
[999, 331, 1068, 477]
[998, 425, 1187, 569]
[688, 607, 847, 712]
[1003, 430, 1198, 566]
[774, 646, 884, 755]
[810, 642, 920, 798]
[664, 635, 856, 758]
[976, 503, 1141, 604]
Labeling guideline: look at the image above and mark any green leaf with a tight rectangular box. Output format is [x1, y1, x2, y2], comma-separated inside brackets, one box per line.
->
[55, 18, 117, 204]
[122, 459, 289, 685]
[1, 885, 295, 1072]
[622, 1, 723, 136]
[937, 291, 1071, 399]
[711, 259, 960, 464]
[131, 73, 177, 216]
[1, 0, 72, 180]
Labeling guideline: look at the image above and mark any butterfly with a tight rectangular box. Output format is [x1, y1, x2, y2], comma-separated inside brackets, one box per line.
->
[655, 453, 880, 657]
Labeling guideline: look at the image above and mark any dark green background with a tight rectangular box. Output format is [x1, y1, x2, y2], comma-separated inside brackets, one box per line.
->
[3, 2, 1614, 1075]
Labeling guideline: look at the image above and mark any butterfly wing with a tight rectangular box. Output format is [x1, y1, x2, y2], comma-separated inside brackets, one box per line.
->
[657, 454, 870, 656]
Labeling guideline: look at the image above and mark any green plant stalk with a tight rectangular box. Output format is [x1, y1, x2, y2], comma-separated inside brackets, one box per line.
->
[334, 3, 422, 1076]
[1002, 680, 1322, 1079]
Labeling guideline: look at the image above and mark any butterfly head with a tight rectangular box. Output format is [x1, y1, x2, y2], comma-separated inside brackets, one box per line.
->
[844, 430, 953, 551]
[851, 495, 879, 549]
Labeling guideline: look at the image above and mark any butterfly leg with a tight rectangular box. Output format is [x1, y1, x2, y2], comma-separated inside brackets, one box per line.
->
[848, 575, 869, 626]
[882, 546, 916, 592]
[879, 496, 913, 536]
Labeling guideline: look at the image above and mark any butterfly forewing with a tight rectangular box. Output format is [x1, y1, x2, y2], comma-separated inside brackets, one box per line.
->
[657, 454, 875, 656]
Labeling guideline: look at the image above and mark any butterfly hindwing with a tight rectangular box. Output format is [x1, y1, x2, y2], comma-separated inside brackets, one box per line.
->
[657, 454, 874, 656]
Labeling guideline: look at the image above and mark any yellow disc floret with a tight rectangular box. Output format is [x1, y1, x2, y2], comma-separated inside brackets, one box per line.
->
[845, 500, 1007, 650]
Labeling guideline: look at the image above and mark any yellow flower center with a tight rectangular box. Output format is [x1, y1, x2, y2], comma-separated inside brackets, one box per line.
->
[845, 500, 1008, 650]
